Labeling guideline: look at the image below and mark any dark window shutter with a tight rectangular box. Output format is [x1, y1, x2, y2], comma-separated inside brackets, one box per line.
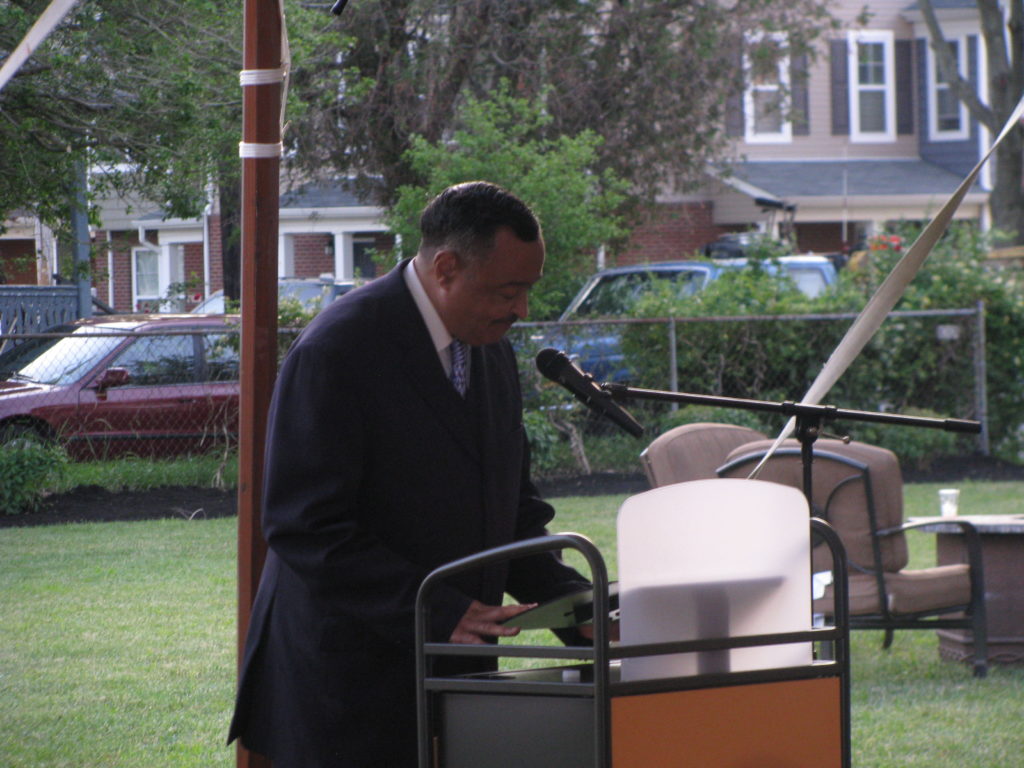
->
[896, 39, 914, 135]
[726, 92, 744, 137]
[726, 46, 744, 137]
[830, 39, 849, 135]
[791, 53, 810, 135]
[968, 34, 979, 86]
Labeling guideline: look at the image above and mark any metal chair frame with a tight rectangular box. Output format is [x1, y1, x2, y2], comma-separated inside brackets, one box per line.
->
[719, 445, 988, 678]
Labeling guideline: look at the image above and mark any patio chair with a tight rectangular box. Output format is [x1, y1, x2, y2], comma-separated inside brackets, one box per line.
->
[716, 438, 988, 677]
[640, 422, 767, 487]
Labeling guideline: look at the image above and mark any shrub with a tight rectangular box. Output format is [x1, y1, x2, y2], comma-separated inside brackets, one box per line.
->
[612, 221, 1023, 462]
[524, 410, 563, 475]
[0, 441, 67, 514]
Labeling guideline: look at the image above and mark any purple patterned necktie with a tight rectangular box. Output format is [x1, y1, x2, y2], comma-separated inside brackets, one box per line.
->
[449, 339, 468, 396]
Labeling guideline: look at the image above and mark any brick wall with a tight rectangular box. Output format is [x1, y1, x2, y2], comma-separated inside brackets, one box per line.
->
[793, 222, 845, 254]
[291, 233, 333, 277]
[206, 215, 223, 294]
[92, 230, 143, 312]
[0, 239, 38, 284]
[183, 242, 205, 309]
[617, 202, 729, 266]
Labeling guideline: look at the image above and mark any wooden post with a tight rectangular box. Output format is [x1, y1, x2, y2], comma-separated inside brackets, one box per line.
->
[237, 1, 281, 766]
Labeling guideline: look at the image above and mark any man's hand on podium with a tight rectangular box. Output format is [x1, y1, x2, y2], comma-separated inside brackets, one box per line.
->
[450, 599, 538, 644]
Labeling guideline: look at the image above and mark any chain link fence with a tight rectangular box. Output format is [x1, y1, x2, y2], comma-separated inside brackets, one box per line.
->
[510, 305, 992, 458]
[0, 307, 999, 465]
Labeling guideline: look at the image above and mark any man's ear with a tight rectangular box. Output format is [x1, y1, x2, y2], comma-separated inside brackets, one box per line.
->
[433, 249, 461, 287]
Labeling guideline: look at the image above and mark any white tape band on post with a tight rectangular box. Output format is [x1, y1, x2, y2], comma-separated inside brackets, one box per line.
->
[239, 67, 288, 86]
[238, 142, 283, 159]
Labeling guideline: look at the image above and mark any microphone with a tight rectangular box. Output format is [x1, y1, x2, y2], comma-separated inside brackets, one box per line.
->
[535, 348, 644, 438]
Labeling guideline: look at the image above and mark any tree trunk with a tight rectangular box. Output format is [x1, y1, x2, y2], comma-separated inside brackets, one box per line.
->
[989, 130, 1024, 246]
[219, 169, 242, 302]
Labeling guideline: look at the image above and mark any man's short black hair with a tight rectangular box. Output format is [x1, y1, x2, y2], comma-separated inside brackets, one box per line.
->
[419, 182, 540, 260]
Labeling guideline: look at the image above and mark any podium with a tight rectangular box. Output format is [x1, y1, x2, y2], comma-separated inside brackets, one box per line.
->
[415, 480, 851, 767]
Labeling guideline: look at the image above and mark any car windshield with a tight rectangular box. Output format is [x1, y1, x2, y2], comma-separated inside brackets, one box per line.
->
[573, 270, 708, 317]
[0, 324, 77, 379]
[279, 282, 329, 308]
[12, 327, 127, 386]
[783, 267, 829, 298]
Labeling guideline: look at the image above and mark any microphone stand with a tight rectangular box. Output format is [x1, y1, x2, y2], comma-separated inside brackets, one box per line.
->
[601, 382, 980, 506]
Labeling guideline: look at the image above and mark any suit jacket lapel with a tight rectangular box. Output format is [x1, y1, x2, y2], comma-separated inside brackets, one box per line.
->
[379, 263, 480, 462]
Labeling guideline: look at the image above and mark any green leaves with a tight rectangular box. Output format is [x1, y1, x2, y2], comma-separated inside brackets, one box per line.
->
[0, 440, 67, 515]
[386, 82, 630, 319]
[0, 0, 322, 230]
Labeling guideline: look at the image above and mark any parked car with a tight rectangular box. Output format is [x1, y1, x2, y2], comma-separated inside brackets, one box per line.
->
[191, 275, 359, 314]
[546, 256, 838, 382]
[0, 314, 240, 459]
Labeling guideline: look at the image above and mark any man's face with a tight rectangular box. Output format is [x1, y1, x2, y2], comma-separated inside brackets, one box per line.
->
[435, 227, 544, 346]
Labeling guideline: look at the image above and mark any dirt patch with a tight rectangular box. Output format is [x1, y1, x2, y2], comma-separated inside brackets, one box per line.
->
[3, 485, 236, 528]
[4, 456, 1021, 528]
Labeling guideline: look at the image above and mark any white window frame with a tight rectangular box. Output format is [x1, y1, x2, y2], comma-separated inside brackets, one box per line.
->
[743, 32, 792, 144]
[927, 35, 969, 141]
[132, 247, 161, 309]
[848, 30, 896, 143]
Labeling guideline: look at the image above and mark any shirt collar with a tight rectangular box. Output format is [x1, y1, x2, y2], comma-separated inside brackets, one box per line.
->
[404, 259, 458, 373]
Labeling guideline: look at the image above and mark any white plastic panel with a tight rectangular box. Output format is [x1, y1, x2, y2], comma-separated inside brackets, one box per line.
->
[617, 479, 811, 681]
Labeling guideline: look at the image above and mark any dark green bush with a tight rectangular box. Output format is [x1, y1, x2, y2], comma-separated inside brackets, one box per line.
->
[524, 409, 563, 475]
[0, 442, 67, 514]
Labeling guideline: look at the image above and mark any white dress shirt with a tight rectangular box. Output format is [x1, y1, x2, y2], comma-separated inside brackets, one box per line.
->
[403, 259, 469, 385]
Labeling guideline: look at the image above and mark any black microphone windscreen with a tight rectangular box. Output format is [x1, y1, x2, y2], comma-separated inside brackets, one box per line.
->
[535, 348, 567, 379]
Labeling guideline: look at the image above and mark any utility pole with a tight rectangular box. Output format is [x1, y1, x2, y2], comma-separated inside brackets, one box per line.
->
[236, 1, 283, 766]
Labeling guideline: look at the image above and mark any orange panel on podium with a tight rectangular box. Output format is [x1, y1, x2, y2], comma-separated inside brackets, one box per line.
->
[612, 677, 842, 767]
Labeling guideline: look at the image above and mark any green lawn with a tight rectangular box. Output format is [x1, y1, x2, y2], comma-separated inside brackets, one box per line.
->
[1, 482, 1021, 766]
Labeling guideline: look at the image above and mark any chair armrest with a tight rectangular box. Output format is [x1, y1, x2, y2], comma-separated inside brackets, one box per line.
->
[879, 519, 985, 578]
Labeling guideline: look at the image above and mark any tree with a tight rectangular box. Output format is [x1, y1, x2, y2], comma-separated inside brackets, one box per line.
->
[1, 2, 235, 225]
[386, 84, 629, 319]
[0, 0, 325, 295]
[286, 0, 836, 206]
[918, 0, 1024, 246]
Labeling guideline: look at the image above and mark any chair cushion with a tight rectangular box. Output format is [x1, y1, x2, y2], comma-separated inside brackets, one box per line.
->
[641, 423, 767, 486]
[815, 564, 972, 616]
[719, 438, 909, 573]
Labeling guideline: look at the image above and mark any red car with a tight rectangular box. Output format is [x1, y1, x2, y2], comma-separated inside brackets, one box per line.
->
[0, 314, 240, 460]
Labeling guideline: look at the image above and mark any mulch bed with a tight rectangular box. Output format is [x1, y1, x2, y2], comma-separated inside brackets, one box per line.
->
[3, 457, 1022, 528]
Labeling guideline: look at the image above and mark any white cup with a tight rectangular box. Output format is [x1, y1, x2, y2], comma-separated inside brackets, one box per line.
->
[939, 488, 960, 517]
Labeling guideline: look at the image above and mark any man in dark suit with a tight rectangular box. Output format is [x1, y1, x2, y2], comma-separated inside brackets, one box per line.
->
[229, 182, 591, 766]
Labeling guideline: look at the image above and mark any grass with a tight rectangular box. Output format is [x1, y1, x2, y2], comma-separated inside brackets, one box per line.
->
[1, 482, 1022, 766]
[50, 452, 238, 494]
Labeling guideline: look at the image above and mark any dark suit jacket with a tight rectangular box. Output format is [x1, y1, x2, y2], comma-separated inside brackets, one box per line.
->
[229, 261, 589, 766]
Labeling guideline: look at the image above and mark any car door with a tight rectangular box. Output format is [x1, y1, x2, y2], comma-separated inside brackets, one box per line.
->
[75, 329, 209, 457]
[195, 328, 240, 445]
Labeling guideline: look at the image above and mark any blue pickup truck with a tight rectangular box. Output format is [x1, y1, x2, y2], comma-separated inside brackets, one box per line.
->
[545, 255, 838, 382]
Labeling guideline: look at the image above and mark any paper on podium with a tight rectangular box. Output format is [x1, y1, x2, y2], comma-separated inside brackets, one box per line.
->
[617, 478, 811, 681]
[502, 583, 619, 629]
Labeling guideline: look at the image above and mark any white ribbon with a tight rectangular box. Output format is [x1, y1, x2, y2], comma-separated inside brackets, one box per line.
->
[749, 94, 1024, 478]
[237, 0, 293, 136]
[240, 67, 288, 86]
[0, 0, 81, 94]
[239, 141, 284, 159]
